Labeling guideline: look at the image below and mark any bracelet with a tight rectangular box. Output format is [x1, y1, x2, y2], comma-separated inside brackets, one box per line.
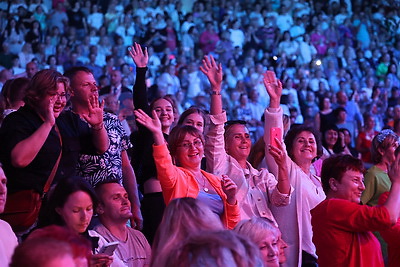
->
[211, 91, 221, 95]
[92, 122, 104, 131]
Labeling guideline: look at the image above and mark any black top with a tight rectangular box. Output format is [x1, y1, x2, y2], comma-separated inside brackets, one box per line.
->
[0, 105, 97, 194]
[130, 67, 168, 189]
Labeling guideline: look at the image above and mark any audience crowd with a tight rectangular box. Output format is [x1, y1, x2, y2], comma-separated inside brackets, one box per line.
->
[1, 0, 400, 266]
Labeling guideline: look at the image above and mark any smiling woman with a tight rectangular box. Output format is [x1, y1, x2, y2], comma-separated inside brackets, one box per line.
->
[134, 108, 240, 229]
[264, 71, 325, 267]
[0, 69, 108, 232]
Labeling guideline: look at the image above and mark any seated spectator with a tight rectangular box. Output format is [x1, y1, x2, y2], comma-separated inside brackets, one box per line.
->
[94, 182, 151, 266]
[15, 225, 92, 267]
[25, 61, 39, 79]
[0, 163, 18, 266]
[312, 154, 400, 266]
[36, 176, 115, 266]
[151, 197, 224, 266]
[234, 217, 281, 267]
[161, 230, 263, 267]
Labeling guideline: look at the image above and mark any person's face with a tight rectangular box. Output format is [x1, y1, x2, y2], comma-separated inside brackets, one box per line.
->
[56, 191, 93, 234]
[0, 167, 7, 213]
[182, 113, 204, 133]
[70, 72, 98, 103]
[225, 124, 251, 161]
[97, 183, 132, 222]
[331, 170, 365, 203]
[257, 232, 279, 267]
[38, 82, 67, 118]
[26, 62, 38, 78]
[292, 131, 317, 162]
[366, 116, 375, 130]
[342, 130, 351, 145]
[338, 111, 347, 122]
[153, 98, 174, 128]
[325, 129, 338, 147]
[277, 232, 288, 264]
[175, 133, 204, 168]
[323, 98, 331, 110]
[110, 71, 122, 85]
[381, 140, 399, 164]
[337, 92, 347, 104]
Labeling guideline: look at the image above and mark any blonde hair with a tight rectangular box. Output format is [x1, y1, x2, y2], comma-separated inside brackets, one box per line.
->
[151, 198, 223, 266]
[162, 230, 263, 267]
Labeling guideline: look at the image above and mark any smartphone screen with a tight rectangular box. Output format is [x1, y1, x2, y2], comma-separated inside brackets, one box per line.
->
[270, 127, 282, 147]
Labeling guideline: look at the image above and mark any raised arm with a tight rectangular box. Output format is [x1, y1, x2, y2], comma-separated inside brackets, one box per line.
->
[129, 43, 150, 113]
[200, 56, 230, 174]
[134, 109, 164, 145]
[263, 71, 285, 178]
[199, 55, 223, 115]
[383, 154, 400, 223]
[82, 95, 109, 154]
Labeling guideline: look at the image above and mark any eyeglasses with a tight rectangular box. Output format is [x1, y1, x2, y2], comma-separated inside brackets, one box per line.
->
[48, 92, 67, 100]
[178, 139, 203, 149]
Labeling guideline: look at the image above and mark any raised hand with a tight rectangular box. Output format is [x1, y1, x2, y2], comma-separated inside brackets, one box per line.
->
[134, 109, 162, 134]
[263, 71, 282, 108]
[221, 175, 237, 205]
[268, 138, 287, 168]
[44, 96, 56, 126]
[128, 42, 148, 68]
[199, 55, 223, 90]
[83, 94, 104, 127]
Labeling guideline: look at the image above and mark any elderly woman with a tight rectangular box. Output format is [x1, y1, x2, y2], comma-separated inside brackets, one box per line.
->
[151, 197, 223, 266]
[361, 129, 399, 206]
[201, 55, 291, 225]
[264, 72, 325, 267]
[134, 109, 240, 229]
[0, 69, 108, 231]
[234, 217, 281, 267]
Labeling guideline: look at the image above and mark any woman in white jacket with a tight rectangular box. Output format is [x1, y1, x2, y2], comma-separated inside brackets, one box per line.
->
[263, 71, 325, 267]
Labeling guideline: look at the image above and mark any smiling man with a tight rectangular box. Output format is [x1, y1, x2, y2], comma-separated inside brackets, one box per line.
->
[311, 154, 400, 267]
[94, 182, 151, 267]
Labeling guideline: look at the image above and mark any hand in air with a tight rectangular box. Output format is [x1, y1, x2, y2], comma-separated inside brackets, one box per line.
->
[128, 42, 148, 68]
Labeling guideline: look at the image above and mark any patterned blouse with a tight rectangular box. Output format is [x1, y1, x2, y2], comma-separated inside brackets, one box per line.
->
[77, 112, 132, 187]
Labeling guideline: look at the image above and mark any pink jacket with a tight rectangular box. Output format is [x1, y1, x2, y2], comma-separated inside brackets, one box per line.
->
[153, 143, 240, 229]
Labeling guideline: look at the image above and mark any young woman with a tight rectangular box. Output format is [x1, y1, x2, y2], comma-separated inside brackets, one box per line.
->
[129, 43, 176, 244]
[36, 176, 115, 267]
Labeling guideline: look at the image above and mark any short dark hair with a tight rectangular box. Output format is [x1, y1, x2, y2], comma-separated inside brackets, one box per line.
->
[284, 124, 323, 162]
[64, 66, 93, 82]
[320, 155, 365, 194]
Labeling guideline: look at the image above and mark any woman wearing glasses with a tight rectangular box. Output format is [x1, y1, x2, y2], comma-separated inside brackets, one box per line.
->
[0, 69, 108, 232]
[134, 109, 240, 229]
